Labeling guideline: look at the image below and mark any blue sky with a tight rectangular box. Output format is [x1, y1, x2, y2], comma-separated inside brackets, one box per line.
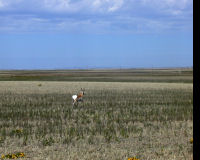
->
[0, 0, 193, 69]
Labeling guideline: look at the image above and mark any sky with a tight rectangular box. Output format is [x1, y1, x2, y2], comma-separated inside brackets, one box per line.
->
[0, 0, 193, 69]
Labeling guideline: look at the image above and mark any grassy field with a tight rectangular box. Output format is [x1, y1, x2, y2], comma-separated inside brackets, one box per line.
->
[0, 68, 193, 83]
[0, 69, 193, 160]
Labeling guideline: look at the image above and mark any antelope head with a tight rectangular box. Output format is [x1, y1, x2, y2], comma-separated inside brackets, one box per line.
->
[80, 88, 85, 95]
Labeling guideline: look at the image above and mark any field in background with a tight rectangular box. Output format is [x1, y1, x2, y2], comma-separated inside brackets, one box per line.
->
[0, 68, 193, 83]
[0, 69, 193, 160]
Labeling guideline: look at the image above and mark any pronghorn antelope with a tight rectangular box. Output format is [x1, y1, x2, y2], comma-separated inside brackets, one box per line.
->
[72, 88, 85, 106]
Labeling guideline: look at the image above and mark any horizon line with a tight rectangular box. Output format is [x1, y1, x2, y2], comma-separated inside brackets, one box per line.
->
[0, 66, 193, 71]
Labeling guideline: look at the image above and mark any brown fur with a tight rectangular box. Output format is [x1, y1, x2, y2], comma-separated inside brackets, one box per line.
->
[77, 91, 84, 99]
[73, 89, 85, 105]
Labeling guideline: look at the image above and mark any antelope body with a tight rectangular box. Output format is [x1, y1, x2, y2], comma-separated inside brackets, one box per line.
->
[72, 88, 85, 106]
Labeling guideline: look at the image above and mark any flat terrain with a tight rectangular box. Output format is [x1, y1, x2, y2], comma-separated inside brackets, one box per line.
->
[0, 69, 193, 160]
[0, 68, 193, 83]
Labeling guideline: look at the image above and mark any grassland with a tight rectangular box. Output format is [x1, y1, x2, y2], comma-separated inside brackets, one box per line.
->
[0, 69, 193, 160]
[0, 68, 193, 83]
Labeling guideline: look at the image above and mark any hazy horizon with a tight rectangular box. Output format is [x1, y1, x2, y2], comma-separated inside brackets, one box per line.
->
[0, 66, 193, 71]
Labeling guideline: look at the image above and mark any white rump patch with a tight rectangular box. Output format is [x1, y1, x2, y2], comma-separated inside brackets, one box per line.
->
[72, 95, 77, 100]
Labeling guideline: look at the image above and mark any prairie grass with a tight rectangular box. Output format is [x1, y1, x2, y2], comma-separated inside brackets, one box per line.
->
[0, 81, 193, 160]
[0, 68, 193, 83]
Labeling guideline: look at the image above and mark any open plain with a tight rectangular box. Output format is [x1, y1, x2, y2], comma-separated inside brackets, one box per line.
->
[0, 68, 193, 160]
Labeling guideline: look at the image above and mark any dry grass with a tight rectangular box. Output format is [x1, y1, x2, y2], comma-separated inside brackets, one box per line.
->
[0, 81, 193, 160]
[0, 68, 193, 83]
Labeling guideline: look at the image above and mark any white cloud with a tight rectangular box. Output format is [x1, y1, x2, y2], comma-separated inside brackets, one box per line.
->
[91, 0, 124, 12]
[108, 0, 124, 12]
[0, 0, 23, 9]
[141, 0, 192, 11]
[0, 0, 193, 34]
[0, 0, 4, 8]
[0, 0, 8, 8]
[0, 0, 192, 14]
[92, 0, 102, 8]
[0, 0, 125, 13]
[43, 0, 76, 12]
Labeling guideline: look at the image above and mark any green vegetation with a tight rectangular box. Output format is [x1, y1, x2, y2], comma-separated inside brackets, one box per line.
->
[0, 69, 193, 159]
[0, 79, 193, 160]
[0, 68, 193, 83]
